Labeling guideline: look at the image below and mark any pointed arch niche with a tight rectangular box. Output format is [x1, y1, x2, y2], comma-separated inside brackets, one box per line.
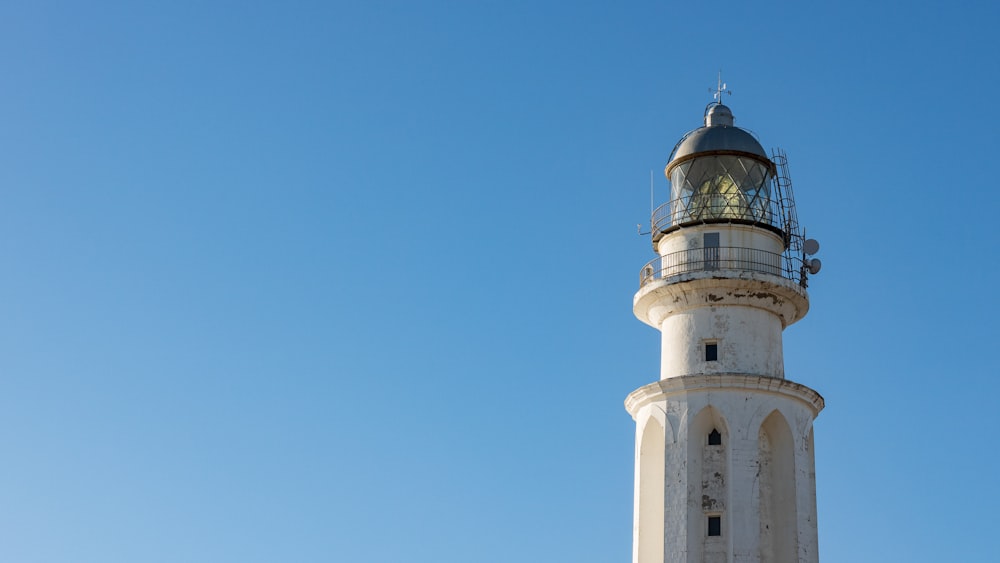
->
[637, 416, 664, 563]
[758, 410, 797, 563]
[687, 406, 728, 562]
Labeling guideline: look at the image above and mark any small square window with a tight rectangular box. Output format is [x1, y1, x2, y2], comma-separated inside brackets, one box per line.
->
[708, 516, 721, 537]
[705, 343, 718, 362]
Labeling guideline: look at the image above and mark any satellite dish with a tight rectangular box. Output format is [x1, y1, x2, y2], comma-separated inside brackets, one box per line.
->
[804, 239, 820, 255]
[807, 258, 822, 275]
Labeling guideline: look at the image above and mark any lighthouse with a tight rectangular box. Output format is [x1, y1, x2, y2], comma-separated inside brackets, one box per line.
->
[627, 89, 823, 563]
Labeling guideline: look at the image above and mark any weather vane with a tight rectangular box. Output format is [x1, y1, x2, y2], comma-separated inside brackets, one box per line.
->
[710, 71, 731, 103]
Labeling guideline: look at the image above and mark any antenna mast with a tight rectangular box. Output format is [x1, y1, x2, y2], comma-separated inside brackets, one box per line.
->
[650, 170, 654, 217]
[710, 70, 732, 103]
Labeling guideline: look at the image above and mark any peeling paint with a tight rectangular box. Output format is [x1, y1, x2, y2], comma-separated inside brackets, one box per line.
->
[632, 221, 819, 562]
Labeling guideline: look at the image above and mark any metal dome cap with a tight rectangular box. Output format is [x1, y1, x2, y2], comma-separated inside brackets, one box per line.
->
[705, 103, 734, 126]
[666, 103, 771, 175]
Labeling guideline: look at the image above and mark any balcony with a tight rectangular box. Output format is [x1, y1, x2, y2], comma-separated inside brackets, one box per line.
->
[639, 246, 803, 287]
[650, 196, 788, 243]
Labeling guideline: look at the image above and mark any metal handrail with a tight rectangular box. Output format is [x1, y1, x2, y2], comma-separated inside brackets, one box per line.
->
[639, 246, 802, 287]
[640, 148, 815, 288]
[651, 197, 781, 234]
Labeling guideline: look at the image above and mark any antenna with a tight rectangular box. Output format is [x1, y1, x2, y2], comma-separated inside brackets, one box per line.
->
[710, 71, 732, 103]
[650, 170, 654, 217]
[803, 239, 820, 255]
[799, 230, 823, 284]
[637, 171, 654, 237]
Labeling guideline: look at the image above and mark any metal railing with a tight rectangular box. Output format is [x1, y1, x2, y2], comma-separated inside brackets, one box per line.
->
[650, 156, 799, 239]
[651, 197, 781, 234]
[639, 246, 801, 286]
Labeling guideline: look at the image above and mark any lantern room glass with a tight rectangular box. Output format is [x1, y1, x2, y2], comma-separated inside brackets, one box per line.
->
[668, 155, 773, 225]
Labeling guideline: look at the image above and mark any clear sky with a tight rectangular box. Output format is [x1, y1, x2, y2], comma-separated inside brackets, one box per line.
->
[0, 1, 997, 562]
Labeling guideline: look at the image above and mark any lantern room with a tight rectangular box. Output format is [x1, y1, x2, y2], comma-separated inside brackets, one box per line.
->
[651, 102, 789, 245]
[642, 99, 819, 289]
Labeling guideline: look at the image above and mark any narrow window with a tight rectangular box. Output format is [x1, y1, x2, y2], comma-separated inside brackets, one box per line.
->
[708, 516, 721, 537]
[708, 429, 722, 446]
[705, 343, 718, 362]
[704, 233, 720, 270]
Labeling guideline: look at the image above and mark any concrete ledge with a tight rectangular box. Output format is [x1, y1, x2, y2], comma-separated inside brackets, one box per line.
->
[633, 272, 810, 329]
[624, 373, 824, 419]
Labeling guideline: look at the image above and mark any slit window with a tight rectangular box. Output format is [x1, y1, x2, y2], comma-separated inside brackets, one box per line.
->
[705, 343, 718, 362]
[708, 429, 722, 446]
[708, 516, 721, 537]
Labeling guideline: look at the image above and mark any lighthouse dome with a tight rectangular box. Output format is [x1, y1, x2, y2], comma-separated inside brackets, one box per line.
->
[666, 104, 769, 174]
[657, 102, 780, 236]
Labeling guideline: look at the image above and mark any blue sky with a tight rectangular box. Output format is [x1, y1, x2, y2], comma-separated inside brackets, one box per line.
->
[0, 1, 997, 561]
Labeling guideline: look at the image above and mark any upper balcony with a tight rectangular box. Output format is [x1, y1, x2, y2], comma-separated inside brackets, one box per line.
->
[650, 194, 788, 244]
[651, 150, 801, 247]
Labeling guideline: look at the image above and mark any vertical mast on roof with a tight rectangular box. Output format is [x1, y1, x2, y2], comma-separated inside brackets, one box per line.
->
[711, 71, 732, 104]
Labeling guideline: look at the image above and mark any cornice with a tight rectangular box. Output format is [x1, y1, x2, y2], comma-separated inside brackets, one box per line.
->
[624, 373, 824, 418]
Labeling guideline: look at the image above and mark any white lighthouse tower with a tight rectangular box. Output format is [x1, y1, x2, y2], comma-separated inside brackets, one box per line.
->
[627, 89, 823, 563]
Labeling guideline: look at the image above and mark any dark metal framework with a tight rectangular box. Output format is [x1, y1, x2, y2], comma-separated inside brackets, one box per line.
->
[643, 148, 810, 288]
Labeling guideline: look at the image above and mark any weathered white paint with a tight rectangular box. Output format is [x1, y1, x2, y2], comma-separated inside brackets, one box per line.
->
[634, 273, 809, 334]
[633, 272, 809, 381]
[659, 305, 784, 379]
[626, 376, 823, 563]
[629, 100, 823, 562]
[656, 224, 785, 257]
[628, 218, 822, 561]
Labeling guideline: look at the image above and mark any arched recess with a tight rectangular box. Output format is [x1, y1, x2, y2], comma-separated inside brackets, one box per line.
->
[759, 410, 797, 563]
[805, 425, 818, 548]
[687, 406, 729, 563]
[637, 416, 665, 563]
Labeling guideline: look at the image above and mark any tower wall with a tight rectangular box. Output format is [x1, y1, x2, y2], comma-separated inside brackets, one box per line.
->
[659, 306, 784, 379]
[626, 376, 822, 563]
[656, 224, 784, 257]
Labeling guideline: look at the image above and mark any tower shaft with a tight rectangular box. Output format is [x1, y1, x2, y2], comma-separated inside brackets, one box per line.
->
[627, 100, 822, 563]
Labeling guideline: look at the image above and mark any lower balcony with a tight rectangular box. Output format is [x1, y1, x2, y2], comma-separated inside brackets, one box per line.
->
[639, 246, 802, 287]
